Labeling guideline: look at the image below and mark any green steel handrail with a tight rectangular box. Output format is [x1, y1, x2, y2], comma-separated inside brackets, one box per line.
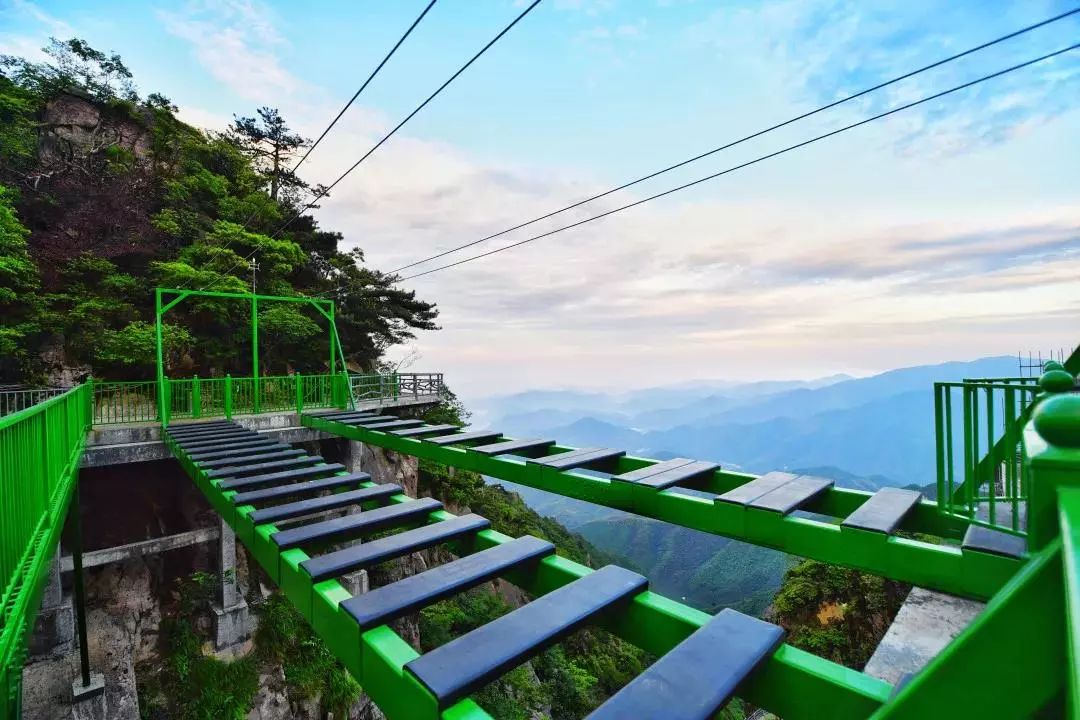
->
[0, 385, 91, 720]
[87, 372, 442, 427]
[935, 379, 1040, 535]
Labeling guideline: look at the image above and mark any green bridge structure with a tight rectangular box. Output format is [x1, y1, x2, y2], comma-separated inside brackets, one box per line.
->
[2, 289, 1079, 719]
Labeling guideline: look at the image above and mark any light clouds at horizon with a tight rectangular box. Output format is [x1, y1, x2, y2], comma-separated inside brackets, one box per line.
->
[1, 0, 1077, 398]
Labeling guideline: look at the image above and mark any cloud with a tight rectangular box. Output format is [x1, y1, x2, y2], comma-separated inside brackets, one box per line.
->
[686, 0, 1080, 157]
[157, 0, 303, 103]
[0, 0, 76, 62]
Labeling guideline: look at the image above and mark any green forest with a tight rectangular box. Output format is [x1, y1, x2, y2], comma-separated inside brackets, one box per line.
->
[0, 37, 436, 383]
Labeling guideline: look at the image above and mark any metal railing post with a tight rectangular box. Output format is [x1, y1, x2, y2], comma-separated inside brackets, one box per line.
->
[192, 375, 201, 420]
[224, 374, 233, 420]
[295, 373, 303, 415]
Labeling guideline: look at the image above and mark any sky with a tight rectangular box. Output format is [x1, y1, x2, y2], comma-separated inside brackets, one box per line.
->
[2, 0, 1078, 397]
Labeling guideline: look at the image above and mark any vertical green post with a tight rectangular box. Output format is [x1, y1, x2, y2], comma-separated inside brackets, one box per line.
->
[154, 288, 166, 427]
[192, 375, 201, 419]
[224, 374, 233, 420]
[252, 295, 260, 414]
[329, 302, 336, 377]
[295, 373, 304, 415]
[86, 375, 94, 428]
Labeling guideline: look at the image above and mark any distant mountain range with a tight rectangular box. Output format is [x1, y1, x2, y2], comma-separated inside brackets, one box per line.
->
[475, 356, 1020, 615]
[476, 356, 1018, 487]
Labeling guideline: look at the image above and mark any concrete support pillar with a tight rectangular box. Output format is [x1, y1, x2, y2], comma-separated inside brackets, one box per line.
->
[212, 518, 250, 650]
[343, 439, 365, 474]
[28, 550, 74, 658]
[340, 569, 369, 597]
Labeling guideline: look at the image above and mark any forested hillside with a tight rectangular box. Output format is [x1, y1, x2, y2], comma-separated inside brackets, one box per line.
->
[0, 38, 436, 383]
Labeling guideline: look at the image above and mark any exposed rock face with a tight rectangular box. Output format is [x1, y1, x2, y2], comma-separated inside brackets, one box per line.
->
[39, 92, 152, 169]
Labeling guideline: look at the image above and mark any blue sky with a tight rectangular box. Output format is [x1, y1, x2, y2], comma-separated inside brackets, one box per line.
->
[2, 0, 1078, 395]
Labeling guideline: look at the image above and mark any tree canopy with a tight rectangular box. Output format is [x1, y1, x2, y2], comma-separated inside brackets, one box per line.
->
[0, 37, 437, 382]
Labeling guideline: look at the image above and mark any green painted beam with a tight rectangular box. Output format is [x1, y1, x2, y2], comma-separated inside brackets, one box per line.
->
[165, 429, 893, 720]
[303, 415, 1021, 601]
[1059, 486, 1080, 717]
[872, 540, 1066, 719]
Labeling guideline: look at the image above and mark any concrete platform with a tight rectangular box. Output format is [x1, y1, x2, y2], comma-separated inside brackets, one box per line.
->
[863, 587, 985, 685]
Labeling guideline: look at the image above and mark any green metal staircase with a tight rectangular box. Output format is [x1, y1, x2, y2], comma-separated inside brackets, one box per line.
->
[164, 417, 891, 719]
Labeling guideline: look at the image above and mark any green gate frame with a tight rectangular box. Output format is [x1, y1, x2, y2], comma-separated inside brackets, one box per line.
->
[153, 288, 349, 425]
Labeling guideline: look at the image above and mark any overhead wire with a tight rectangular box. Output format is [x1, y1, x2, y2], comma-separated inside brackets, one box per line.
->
[179, 0, 439, 291]
[388, 6, 1080, 274]
[200, 0, 544, 293]
[398, 42, 1080, 281]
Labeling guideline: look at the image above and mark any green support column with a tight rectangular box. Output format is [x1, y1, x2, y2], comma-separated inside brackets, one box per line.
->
[252, 295, 260, 414]
[295, 373, 304, 415]
[154, 289, 166, 426]
[224, 374, 233, 420]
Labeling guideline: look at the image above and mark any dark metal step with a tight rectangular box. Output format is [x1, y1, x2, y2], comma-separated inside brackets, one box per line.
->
[167, 420, 238, 433]
[530, 448, 626, 471]
[230, 472, 371, 505]
[249, 483, 402, 525]
[188, 442, 289, 462]
[206, 455, 325, 479]
[342, 536, 554, 631]
[391, 424, 460, 438]
[469, 438, 555, 456]
[172, 429, 257, 444]
[302, 514, 491, 582]
[426, 430, 503, 446]
[173, 433, 265, 451]
[716, 472, 797, 506]
[362, 419, 427, 431]
[305, 409, 359, 418]
[196, 448, 305, 469]
[748, 475, 833, 514]
[962, 525, 1026, 559]
[340, 416, 400, 426]
[218, 463, 346, 491]
[613, 458, 719, 490]
[586, 609, 785, 720]
[168, 424, 248, 438]
[181, 437, 279, 454]
[842, 488, 923, 534]
[272, 497, 443, 550]
[312, 411, 380, 421]
[405, 565, 647, 707]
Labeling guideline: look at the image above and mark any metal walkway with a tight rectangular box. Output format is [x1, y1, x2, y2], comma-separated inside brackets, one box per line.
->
[165, 419, 891, 720]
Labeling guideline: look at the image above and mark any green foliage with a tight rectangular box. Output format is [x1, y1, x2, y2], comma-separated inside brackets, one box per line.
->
[0, 38, 439, 381]
[138, 573, 259, 720]
[255, 594, 361, 716]
[771, 558, 910, 668]
[96, 320, 194, 372]
[0, 184, 42, 379]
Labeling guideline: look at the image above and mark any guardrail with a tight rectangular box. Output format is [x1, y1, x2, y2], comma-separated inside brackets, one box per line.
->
[934, 376, 1043, 536]
[0, 385, 91, 716]
[0, 387, 73, 418]
[89, 373, 444, 426]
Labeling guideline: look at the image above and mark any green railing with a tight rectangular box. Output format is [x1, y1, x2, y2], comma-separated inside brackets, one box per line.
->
[934, 377, 1040, 535]
[0, 385, 90, 718]
[88, 373, 443, 426]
